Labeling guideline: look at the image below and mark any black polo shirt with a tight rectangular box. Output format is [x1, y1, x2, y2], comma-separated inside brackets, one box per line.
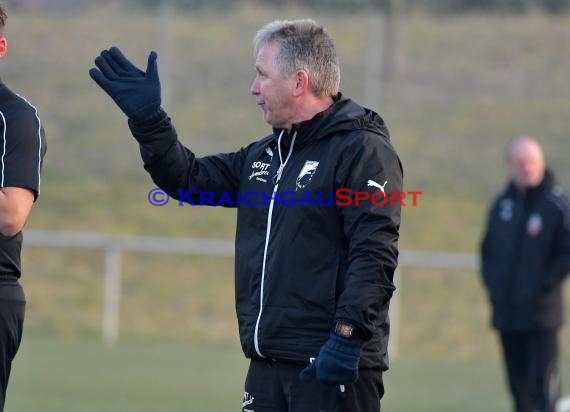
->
[0, 79, 46, 277]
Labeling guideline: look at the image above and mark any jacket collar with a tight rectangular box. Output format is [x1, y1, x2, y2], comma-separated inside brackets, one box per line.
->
[272, 93, 343, 146]
[506, 168, 556, 202]
[271, 92, 389, 148]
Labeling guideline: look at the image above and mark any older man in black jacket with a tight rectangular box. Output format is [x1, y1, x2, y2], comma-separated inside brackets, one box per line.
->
[90, 19, 403, 412]
[481, 136, 570, 412]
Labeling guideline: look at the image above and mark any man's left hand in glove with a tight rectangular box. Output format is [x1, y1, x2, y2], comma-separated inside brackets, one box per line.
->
[299, 321, 365, 385]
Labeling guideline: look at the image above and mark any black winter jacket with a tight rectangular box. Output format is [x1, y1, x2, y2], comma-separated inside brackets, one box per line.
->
[481, 171, 570, 331]
[129, 94, 403, 370]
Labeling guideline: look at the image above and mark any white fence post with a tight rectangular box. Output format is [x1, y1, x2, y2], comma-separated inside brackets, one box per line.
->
[23, 229, 479, 351]
[102, 247, 122, 347]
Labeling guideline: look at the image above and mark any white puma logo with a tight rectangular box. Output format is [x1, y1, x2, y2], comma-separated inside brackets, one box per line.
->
[265, 147, 274, 159]
[367, 179, 387, 192]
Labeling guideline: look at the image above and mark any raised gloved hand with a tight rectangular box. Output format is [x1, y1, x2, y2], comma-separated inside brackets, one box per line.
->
[89, 47, 161, 123]
[299, 332, 364, 385]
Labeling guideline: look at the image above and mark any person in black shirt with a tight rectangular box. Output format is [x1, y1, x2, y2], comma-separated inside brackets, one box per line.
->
[481, 136, 570, 412]
[0, 4, 47, 410]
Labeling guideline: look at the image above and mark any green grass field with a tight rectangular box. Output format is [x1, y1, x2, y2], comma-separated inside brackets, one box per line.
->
[7, 337, 570, 412]
[2, 4, 570, 410]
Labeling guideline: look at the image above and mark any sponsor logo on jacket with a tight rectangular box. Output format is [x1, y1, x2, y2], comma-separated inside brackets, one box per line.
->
[249, 161, 271, 183]
[248, 147, 275, 183]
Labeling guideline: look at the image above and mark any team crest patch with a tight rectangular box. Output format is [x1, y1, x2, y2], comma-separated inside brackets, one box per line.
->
[500, 198, 514, 222]
[296, 161, 319, 191]
[527, 212, 543, 236]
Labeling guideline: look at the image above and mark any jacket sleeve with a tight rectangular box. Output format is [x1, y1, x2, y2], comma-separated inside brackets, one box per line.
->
[480, 201, 497, 291]
[1, 101, 47, 200]
[545, 191, 570, 285]
[128, 110, 246, 205]
[334, 134, 403, 339]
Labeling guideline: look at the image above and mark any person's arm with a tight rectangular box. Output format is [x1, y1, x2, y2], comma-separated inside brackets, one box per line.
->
[0, 188, 35, 236]
[544, 191, 570, 286]
[333, 134, 403, 338]
[300, 131, 403, 386]
[0, 96, 46, 236]
[129, 112, 247, 204]
[90, 47, 246, 204]
[480, 204, 495, 290]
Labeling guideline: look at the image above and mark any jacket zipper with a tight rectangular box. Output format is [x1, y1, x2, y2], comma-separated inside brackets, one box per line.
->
[253, 130, 297, 358]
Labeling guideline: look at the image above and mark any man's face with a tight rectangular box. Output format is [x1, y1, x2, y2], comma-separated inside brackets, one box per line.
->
[509, 140, 545, 189]
[250, 42, 296, 129]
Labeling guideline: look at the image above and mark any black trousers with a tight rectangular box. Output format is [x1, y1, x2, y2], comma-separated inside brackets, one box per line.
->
[243, 358, 384, 412]
[499, 330, 560, 412]
[0, 281, 26, 412]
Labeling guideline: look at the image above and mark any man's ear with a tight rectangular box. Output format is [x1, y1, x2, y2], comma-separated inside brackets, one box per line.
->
[292, 69, 310, 97]
[0, 37, 7, 58]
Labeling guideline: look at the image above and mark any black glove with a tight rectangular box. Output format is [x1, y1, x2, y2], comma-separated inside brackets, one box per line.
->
[89, 47, 162, 123]
[299, 332, 364, 385]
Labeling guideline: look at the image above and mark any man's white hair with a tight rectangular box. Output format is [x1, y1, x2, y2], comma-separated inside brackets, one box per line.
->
[253, 19, 341, 97]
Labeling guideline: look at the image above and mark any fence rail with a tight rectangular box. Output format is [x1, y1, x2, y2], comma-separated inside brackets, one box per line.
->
[23, 229, 478, 349]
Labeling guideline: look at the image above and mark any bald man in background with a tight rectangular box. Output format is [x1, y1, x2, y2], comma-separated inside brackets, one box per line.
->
[481, 136, 570, 412]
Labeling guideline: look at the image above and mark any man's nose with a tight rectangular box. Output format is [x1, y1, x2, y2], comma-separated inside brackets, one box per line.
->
[250, 78, 259, 95]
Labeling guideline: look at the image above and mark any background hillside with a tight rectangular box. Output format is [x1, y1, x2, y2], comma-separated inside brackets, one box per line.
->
[1, 3, 569, 411]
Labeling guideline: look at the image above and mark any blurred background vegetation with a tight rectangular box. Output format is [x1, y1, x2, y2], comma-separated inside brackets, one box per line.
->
[6, 0, 570, 12]
[1, 1, 569, 410]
